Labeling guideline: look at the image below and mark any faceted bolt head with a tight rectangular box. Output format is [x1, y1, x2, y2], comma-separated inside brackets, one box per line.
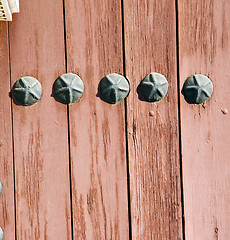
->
[53, 73, 84, 104]
[12, 76, 42, 106]
[0, 182, 2, 196]
[140, 72, 169, 102]
[0, 227, 3, 240]
[182, 74, 213, 104]
[99, 73, 130, 104]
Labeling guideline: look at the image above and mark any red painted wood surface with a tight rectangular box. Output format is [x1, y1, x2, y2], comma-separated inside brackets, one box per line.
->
[0, 22, 15, 240]
[64, 0, 129, 238]
[178, 0, 230, 239]
[123, 0, 182, 239]
[9, 0, 72, 239]
[1, 0, 230, 239]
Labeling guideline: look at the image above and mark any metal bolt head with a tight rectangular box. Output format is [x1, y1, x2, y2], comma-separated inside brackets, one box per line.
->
[99, 73, 130, 104]
[0, 227, 3, 240]
[12, 76, 42, 106]
[53, 73, 84, 104]
[0, 182, 2, 196]
[182, 74, 213, 104]
[140, 72, 169, 102]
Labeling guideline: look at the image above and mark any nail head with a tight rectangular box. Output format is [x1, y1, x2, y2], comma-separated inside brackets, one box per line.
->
[221, 108, 228, 114]
[149, 111, 154, 117]
[140, 72, 169, 102]
[182, 74, 213, 104]
[99, 73, 130, 104]
[12, 76, 42, 106]
[53, 73, 84, 104]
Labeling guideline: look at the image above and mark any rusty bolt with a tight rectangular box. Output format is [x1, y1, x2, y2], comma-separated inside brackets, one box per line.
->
[12, 76, 42, 106]
[182, 74, 213, 104]
[53, 73, 84, 104]
[99, 73, 130, 104]
[140, 72, 169, 102]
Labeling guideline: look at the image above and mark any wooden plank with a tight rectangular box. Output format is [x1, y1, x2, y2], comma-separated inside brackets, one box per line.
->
[9, 0, 72, 239]
[123, 0, 183, 239]
[0, 22, 15, 240]
[178, 1, 230, 239]
[64, 0, 129, 239]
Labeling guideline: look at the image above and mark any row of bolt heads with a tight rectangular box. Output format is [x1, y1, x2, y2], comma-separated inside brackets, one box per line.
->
[11, 72, 213, 106]
[0, 73, 213, 239]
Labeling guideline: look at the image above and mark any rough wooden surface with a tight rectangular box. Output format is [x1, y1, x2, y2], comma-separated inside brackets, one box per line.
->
[178, 0, 230, 239]
[0, 22, 15, 240]
[2, 0, 230, 239]
[123, 0, 183, 239]
[9, 0, 72, 239]
[64, 0, 129, 239]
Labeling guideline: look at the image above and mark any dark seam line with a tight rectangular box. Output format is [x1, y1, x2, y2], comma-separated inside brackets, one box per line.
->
[7, 22, 17, 240]
[67, 104, 74, 240]
[175, 1, 186, 239]
[121, 1, 132, 239]
[62, 0, 74, 239]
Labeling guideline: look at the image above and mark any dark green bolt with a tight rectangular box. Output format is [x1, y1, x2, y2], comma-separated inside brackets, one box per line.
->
[12, 76, 42, 106]
[53, 73, 84, 104]
[182, 74, 213, 104]
[0, 182, 2, 196]
[99, 73, 130, 104]
[0, 227, 3, 240]
[140, 72, 169, 102]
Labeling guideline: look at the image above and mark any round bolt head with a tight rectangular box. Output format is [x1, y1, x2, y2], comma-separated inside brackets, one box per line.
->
[182, 74, 213, 104]
[0, 227, 3, 240]
[12, 76, 42, 106]
[53, 73, 84, 104]
[140, 72, 169, 102]
[99, 73, 130, 104]
[0, 182, 2, 196]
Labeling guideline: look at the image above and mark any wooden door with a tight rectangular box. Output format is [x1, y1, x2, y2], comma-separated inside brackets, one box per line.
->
[0, 0, 229, 239]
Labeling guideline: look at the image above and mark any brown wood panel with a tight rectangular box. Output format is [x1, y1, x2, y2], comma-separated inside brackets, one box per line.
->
[9, 0, 72, 239]
[178, 1, 230, 239]
[0, 22, 15, 240]
[123, 0, 183, 239]
[64, 0, 129, 239]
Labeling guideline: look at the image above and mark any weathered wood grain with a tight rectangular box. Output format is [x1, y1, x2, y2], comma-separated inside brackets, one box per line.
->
[178, 0, 230, 239]
[0, 22, 15, 240]
[123, 0, 183, 239]
[9, 0, 72, 239]
[64, 0, 129, 239]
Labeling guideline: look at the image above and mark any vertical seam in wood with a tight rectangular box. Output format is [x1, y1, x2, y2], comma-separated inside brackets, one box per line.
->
[62, 0, 74, 239]
[63, 0, 68, 73]
[7, 22, 17, 240]
[67, 105, 73, 240]
[125, 99, 132, 240]
[175, 1, 186, 239]
[121, 1, 132, 239]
